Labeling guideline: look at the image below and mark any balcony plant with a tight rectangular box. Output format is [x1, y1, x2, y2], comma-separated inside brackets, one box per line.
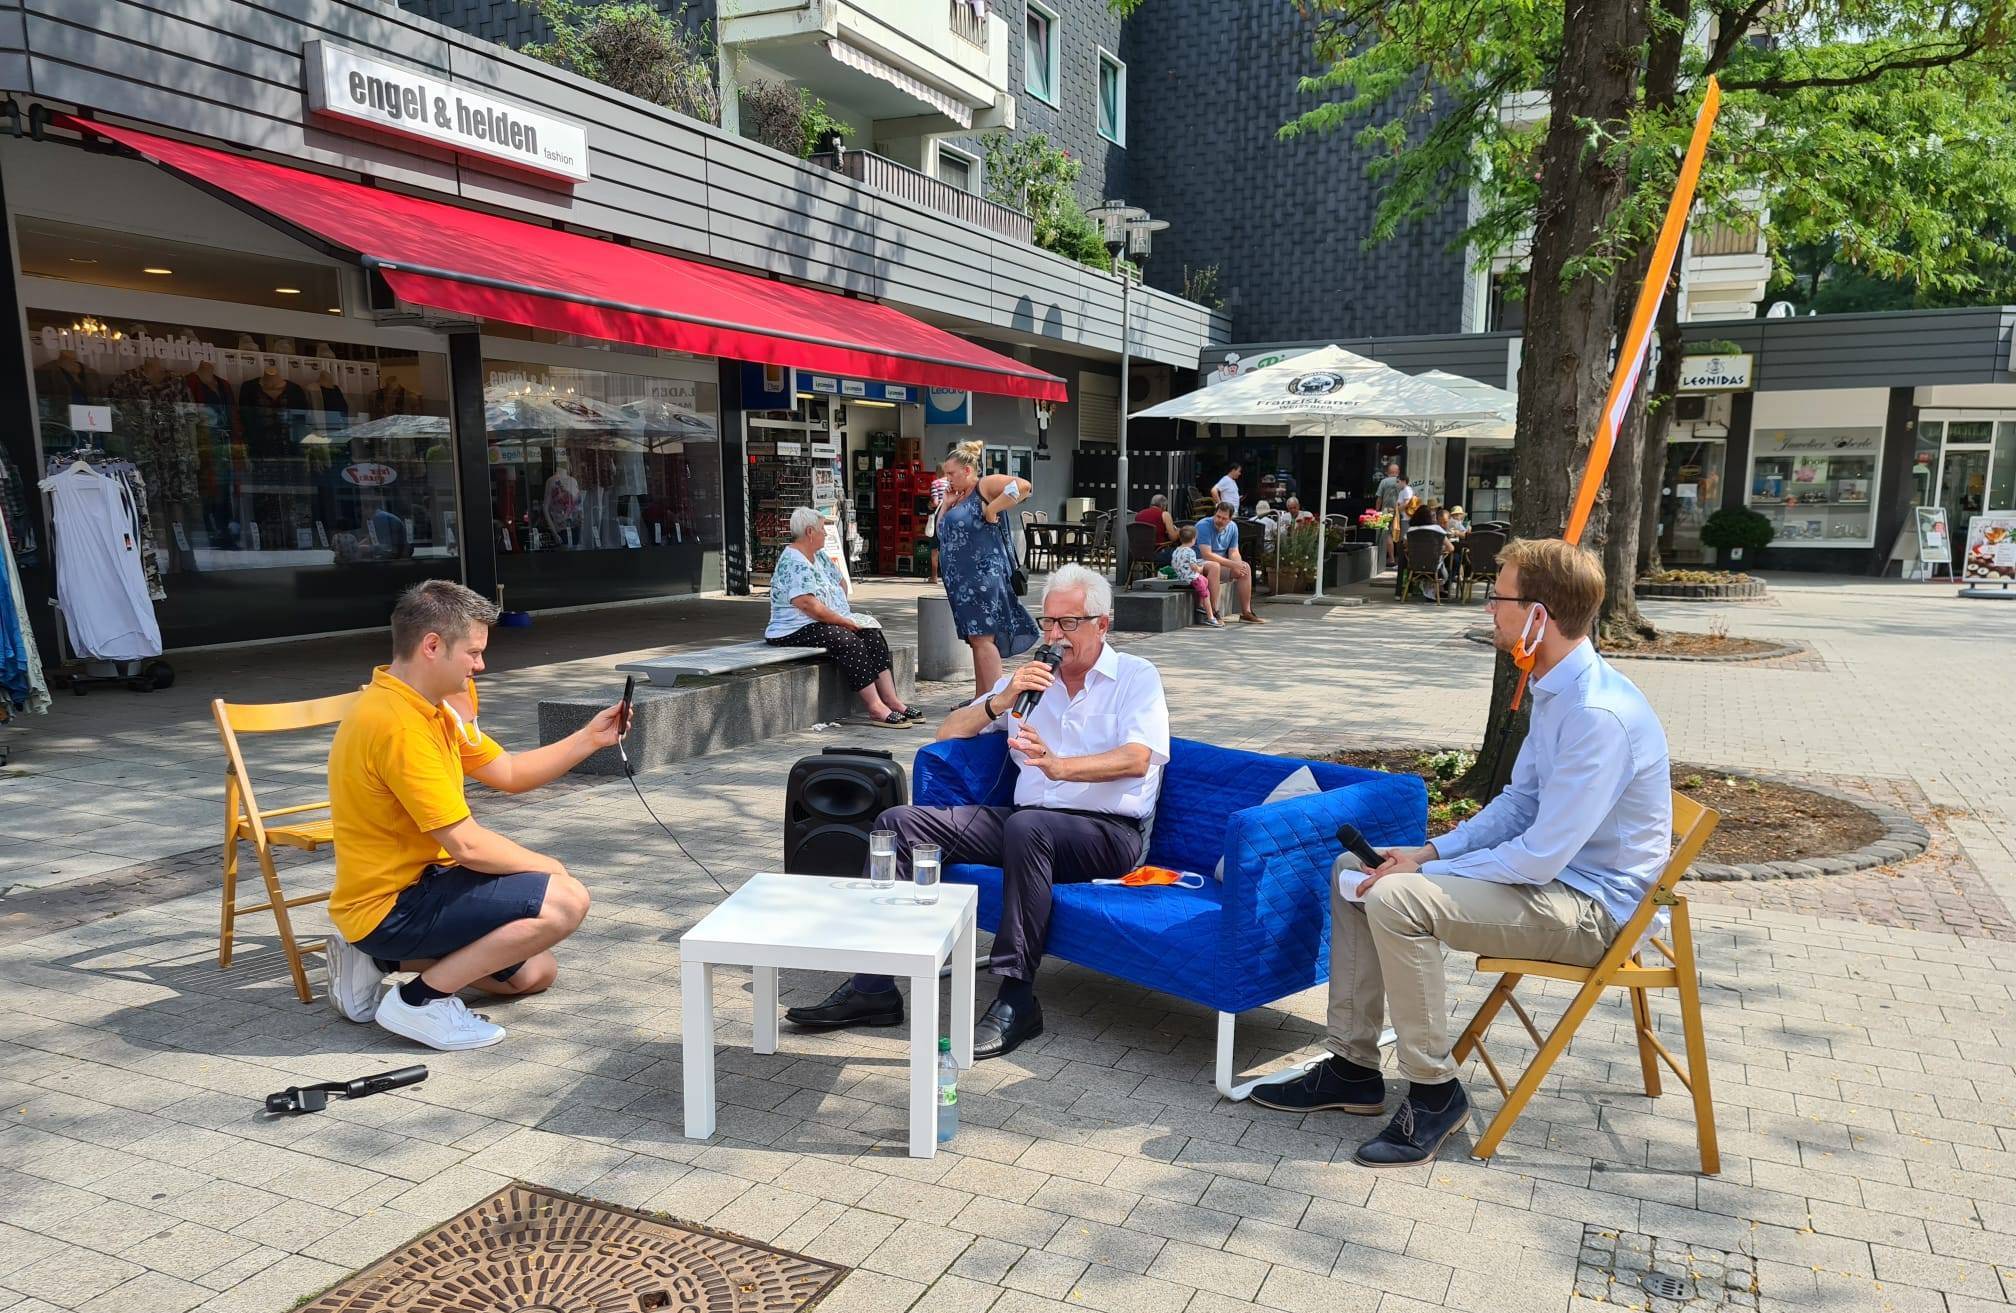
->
[983, 134, 1111, 271]
[741, 81, 847, 159]
[528, 1, 720, 125]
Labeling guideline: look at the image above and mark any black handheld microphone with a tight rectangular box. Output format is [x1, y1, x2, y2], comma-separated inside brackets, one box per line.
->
[344, 1066, 428, 1099]
[1011, 643, 1066, 718]
[1335, 824, 1385, 869]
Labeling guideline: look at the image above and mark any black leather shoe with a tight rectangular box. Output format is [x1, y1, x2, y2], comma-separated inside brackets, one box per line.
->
[785, 981, 903, 1029]
[973, 996, 1042, 1060]
[1249, 1056, 1386, 1115]
[1353, 1081, 1471, 1167]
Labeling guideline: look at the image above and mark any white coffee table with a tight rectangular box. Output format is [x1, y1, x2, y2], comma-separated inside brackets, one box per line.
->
[680, 872, 978, 1158]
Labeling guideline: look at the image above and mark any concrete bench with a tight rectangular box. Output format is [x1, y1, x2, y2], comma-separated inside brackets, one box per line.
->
[616, 640, 823, 683]
[1111, 588, 1190, 633]
[543, 639, 916, 774]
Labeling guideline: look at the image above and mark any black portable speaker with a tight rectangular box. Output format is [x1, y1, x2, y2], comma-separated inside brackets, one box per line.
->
[783, 747, 909, 876]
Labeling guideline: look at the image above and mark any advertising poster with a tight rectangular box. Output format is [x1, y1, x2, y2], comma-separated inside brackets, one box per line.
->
[1961, 514, 2016, 582]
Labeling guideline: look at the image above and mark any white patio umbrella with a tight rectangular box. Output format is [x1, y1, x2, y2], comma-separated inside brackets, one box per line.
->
[1135, 346, 1497, 599]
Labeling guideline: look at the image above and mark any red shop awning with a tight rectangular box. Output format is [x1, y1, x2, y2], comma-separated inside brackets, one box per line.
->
[61, 115, 1067, 402]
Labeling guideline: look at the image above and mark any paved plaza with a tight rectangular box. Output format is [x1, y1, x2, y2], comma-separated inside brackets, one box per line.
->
[1, 575, 2013, 1313]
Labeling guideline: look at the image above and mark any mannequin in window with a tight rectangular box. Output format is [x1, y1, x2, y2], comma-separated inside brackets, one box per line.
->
[186, 359, 239, 546]
[543, 453, 583, 549]
[110, 355, 201, 577]
[238, 364, 309, 459]
[36, 348, 98, 412]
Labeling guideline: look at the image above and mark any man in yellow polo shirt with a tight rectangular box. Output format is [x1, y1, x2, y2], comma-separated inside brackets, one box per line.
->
[324, 580, 626, 1051]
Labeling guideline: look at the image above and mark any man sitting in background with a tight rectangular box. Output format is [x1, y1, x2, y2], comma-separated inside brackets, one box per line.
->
[1197, 502, 1265, 624]
[323, 581, 626, 1051]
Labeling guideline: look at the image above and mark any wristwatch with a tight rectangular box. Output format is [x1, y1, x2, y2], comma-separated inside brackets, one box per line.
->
[979, 692, 1004, 719]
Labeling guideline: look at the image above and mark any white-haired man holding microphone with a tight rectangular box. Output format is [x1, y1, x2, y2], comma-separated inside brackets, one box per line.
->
[785, 564, 1170, 1059]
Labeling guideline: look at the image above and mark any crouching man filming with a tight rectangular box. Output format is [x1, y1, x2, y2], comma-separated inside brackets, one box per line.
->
[1253, 540, 1671, 1167]
[322, 581, 627, 1051]
[787, 564, 1169, 1060]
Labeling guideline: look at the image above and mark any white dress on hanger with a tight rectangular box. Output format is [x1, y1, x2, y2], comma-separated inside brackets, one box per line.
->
[39, 463, 163, 661]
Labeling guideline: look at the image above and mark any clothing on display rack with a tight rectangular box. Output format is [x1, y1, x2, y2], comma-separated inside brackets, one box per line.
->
[0, 499, 51, 717]
[0, 449, 35, 560]
[38, 461, 162, 662]
[46, 449, 165, 601]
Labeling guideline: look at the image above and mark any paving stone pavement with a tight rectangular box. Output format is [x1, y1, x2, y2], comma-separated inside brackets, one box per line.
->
[1, 573, 2014, 1313]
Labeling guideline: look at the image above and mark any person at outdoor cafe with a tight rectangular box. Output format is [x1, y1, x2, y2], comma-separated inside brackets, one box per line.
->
[1134, 493, 1179, 563]
[1198, 502, 1266, 623]
[323, 581, 626, 1052]
[1445, 505, 1469, 538]
[785, 565, 1169, 1060]
[1396, 501, 1452, 600]
[766, 507, 920, 727]
[1252, 540, 1671, 1168]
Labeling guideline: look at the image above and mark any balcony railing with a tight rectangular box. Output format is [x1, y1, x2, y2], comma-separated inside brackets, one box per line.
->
[950, 0, 989, 49]
[1692, 221, 1763, 258]
[810, 149, 1033, 244]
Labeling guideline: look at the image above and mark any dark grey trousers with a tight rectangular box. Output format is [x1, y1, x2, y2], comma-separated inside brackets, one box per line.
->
[853, 803, 1143, 992]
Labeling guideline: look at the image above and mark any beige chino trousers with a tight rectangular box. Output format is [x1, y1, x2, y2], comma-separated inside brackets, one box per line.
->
[1328, 868, 1615, 1085]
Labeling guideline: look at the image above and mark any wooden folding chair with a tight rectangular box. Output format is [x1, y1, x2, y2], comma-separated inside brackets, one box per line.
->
[1453, 791, 1722, 1172]
[213, 691, 362, 1003]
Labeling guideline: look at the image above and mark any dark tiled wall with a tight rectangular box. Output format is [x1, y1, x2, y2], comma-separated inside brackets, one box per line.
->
[1124, 0, 1470, 342]
[397, 0, 558, 46]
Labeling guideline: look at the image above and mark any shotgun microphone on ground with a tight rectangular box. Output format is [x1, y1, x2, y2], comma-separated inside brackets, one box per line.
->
[1012, 643, 1066, 718]
[1335, 823, 1385, 869]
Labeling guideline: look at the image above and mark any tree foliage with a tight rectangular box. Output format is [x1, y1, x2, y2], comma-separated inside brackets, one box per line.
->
[527, 1, 720, 125]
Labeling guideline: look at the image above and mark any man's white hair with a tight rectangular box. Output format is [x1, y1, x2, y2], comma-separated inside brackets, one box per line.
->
[1045, 563, 1113, 617]
[789, 506, 825, 539]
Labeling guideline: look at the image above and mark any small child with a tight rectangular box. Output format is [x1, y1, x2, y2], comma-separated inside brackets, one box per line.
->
[1170, 525, 1223, 627]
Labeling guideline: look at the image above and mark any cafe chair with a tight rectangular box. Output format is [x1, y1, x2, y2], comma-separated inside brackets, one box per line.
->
[1124, 521, 1159, 583]
[213, 690, 362, 1003]
[1457, 528, 1508, 603]
[1453, 791, 1722, 1173]
[1397, 527, 1449, 602]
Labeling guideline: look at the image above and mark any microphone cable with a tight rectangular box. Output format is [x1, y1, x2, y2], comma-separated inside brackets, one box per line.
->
[617, 735, 731, 898]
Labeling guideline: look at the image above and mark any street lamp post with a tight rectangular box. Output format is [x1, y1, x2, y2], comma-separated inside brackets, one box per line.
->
[1086, 201, 1168, 586]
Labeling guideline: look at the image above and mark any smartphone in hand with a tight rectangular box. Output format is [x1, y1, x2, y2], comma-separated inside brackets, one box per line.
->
[619, 675, 635, 736]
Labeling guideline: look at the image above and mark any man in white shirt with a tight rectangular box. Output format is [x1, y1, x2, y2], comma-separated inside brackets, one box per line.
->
[1253, 539, 1671, 1168]
[1211, 462, 1243, 514]
[785, 564, 1170, 1060]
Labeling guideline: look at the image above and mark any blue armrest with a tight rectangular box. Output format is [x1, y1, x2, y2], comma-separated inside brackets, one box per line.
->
[914, 735, 1015, 809]
[1211, 773, 1429, 1012]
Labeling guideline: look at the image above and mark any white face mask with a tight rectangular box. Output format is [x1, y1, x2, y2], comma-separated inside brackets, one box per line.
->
[442, 700, 482, 747]
[1517, 602, 1549, 654]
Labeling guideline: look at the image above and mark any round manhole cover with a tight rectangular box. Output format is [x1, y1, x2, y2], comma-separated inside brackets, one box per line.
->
[1641, 1272, 1695, 1301]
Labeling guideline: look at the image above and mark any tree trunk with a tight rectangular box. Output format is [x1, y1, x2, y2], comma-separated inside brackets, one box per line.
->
[1638, 293, 1685, 577]
[1459, 0, 1650, 801]
[1597, 245, 1657, 644]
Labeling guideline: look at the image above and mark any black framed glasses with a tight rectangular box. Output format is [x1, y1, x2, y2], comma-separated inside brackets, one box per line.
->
[1036, 615, 1098, 632]
[1482, 585, 1537, 606]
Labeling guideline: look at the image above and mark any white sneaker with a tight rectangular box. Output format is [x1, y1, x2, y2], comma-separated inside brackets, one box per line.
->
[374, 989, 506, 1051]
[322, 934, 386, 1023]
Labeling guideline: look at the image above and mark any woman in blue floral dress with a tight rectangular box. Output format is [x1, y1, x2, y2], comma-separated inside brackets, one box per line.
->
[935, 440, 1038, 700]
[766, 508, 920, 725]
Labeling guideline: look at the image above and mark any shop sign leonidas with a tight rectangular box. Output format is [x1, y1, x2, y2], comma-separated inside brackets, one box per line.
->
[1677, 353, 1754, 392]
[303, 41, 591, 185]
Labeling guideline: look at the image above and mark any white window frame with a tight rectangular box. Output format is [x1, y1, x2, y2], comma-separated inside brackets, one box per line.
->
[1096, 48, 1126, 145]
[1025, 2, 1061, 107]
[935, 142, 980, 194]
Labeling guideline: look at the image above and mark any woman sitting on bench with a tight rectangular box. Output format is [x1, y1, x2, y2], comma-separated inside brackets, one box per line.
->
[766, 507, 921, 727]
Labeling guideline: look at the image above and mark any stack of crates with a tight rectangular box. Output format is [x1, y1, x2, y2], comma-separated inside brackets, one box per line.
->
[875, 462, 928, 574]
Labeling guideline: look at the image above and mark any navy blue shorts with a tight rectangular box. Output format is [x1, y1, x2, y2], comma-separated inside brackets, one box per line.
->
[352, 865, 550, 982]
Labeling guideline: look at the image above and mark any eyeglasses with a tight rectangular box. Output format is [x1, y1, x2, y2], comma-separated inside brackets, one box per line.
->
[1482, 585, 1538, 606]
[1036, 615, 1099, 632]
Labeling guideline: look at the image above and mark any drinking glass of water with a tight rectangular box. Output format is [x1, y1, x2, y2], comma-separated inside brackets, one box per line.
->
[868, 830, 898, 890]
[911, 844, 941, 905]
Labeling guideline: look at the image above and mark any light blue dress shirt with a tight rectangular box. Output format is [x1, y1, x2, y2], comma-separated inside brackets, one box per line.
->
[1421, 638, 1671, 930]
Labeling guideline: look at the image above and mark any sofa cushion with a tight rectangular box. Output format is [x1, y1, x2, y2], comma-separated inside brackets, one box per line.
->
[1214, 765, 1320, 879]
[1147, 741, 1383, 874]
[954, 863, 1227, 1012]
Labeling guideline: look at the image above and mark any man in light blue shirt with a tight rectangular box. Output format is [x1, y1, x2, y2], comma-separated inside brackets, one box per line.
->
[1195, 503, 1264, 623]
[1254, 539, 1670, 1168]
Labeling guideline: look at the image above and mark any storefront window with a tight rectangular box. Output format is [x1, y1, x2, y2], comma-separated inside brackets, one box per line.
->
[1990, 422, 2016, 512]
[1464, 443, 1514, 522]
[1746, 427, 1882, 547]
[1659, 438, 1725, 563]
[17, 218, 346, 313]
[485, 359, 723, 609]
[25, 310, 455, 645]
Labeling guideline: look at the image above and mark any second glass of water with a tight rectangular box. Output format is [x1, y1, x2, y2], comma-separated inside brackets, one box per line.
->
[911, 844, 942, 905]
[868, 829, 898, 889]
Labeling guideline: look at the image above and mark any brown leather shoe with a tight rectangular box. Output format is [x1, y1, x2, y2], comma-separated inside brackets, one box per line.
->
[1240, 612, 1268, 624]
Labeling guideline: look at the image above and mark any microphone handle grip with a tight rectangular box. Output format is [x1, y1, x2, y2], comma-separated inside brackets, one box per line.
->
[345, 1065, 429, 1099]
[1335, 824, 1386, 869]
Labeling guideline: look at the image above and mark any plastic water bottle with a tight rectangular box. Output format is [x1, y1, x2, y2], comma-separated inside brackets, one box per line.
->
[937, 1037, 958, 1143]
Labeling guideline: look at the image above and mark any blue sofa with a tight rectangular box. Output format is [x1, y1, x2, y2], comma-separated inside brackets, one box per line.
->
[913, 735, 1427, 1098]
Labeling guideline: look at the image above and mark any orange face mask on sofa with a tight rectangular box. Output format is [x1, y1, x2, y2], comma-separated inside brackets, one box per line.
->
[1094, 865, 1206, 890]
